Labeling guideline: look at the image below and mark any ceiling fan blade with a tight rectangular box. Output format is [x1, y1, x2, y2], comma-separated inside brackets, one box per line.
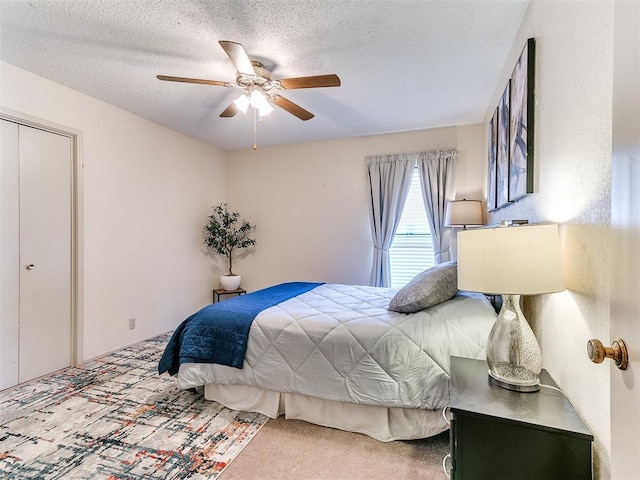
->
[219, 40, 256, 76]
[156, 75, 229, 87]
[278, 74, 341, 89]
[220, 103, 239, 118]
[273, 95, 314, 121]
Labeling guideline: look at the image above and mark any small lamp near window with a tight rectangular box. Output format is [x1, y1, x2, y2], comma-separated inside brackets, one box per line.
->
[444, 199, 484, 229]
[457, 222, 565, 392]
[445, 199, 484, 262]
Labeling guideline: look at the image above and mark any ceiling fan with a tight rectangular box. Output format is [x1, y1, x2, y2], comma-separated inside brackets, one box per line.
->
[157, 40, 341, 121]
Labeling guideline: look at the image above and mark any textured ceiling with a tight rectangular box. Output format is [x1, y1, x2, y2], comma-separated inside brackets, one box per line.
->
[0, 0, 528, 151]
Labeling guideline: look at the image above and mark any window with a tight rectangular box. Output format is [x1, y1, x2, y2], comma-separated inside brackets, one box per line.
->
[389, 168, 434, 288]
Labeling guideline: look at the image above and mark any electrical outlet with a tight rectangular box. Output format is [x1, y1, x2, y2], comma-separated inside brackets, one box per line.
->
[128, 317, 136, 330]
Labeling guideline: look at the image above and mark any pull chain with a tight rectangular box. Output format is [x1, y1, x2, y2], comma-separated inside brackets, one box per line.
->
[253, 108, 257, 150]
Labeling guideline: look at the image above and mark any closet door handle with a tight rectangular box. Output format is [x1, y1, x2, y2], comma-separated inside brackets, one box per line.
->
[26, 264, 35, 270]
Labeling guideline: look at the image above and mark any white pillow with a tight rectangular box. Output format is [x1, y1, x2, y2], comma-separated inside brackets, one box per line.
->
[388, 262, 458, 313]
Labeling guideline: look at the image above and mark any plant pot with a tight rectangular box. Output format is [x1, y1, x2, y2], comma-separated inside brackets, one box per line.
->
[220, 275, 241, 291]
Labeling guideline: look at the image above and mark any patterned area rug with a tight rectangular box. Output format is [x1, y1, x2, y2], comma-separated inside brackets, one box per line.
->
[0, 334, 268, 479]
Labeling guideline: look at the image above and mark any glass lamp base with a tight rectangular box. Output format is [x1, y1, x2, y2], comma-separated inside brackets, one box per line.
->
[486, 294, 542, 393]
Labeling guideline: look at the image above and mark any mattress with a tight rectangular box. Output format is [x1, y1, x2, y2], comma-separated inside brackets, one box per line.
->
[176, 284, 496, 411]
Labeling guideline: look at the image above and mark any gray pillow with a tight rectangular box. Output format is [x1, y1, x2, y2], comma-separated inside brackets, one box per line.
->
[388, 262, 458, 313]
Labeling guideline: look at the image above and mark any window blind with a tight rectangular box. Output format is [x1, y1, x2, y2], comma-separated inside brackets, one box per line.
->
[389, 168, 435, 288]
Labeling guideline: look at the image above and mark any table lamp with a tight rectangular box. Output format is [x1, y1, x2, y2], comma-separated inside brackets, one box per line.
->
[457, 222, 565, 392]
[444, 199, 484, 229]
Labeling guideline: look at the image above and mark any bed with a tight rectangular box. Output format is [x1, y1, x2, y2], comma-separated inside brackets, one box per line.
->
[159, 266, 496, 442]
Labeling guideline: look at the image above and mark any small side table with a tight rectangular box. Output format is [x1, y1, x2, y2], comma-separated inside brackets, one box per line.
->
[213, 288, 246, 303]
[449, 356, 593, 479]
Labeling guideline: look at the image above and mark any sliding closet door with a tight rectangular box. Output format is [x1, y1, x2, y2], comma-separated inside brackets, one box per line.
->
[0, 120, 20, 389]
[18, 125, 72, 382]
[0, 120, 72, 389]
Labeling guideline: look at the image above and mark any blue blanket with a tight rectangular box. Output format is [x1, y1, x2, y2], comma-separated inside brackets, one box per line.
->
[158, 282, 322, 375]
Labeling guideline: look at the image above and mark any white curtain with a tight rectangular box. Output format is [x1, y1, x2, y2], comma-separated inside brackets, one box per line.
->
[366, 154, 415, 287]
[417, 149, 458, 264]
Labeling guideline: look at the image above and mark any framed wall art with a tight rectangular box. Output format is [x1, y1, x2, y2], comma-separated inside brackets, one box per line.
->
[496, 81, 510, 209]
[508, 37, 535, 202]
[487, 108, 498, 211]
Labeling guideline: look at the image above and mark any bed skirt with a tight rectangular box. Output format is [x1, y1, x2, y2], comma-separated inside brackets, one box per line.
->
[204, 383, 448, 442]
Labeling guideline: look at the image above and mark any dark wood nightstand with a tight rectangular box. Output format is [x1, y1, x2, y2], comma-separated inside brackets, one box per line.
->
[212, 288, 246, 303]
[448, 356, 593, 480]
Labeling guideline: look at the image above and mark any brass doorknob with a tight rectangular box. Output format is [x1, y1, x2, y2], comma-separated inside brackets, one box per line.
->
[587, 338, 628, 370]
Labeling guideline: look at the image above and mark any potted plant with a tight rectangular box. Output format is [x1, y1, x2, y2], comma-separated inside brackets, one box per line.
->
[203, 203, 256, 290]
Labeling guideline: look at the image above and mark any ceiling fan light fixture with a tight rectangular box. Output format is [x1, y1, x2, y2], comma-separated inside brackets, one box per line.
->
[157, 39, 341, 129]
[258, 103, 273, 117]
[249, 90, 273, 116]
[233, 93, 250, 113]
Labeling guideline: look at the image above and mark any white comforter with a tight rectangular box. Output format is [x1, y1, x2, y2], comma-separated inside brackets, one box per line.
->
[177, 284, 496, 410]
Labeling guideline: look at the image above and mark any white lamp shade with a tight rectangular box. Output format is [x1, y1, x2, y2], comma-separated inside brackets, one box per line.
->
[457, 223, 565, 295]
[233, 94, 250, 113]
[249, 90, 273, 116]
[444, 200, 484, 227]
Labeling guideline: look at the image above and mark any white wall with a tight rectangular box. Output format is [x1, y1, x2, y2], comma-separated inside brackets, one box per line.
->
[0, 61, 227, 361]
[225, 124, 484, 292]
[484, 2, 614, 478]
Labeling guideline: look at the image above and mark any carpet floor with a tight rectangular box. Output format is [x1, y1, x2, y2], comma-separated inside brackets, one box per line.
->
[0, 334, 268, 479]
[220, 416, 449, 480]
[1, 334, 451, 479]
